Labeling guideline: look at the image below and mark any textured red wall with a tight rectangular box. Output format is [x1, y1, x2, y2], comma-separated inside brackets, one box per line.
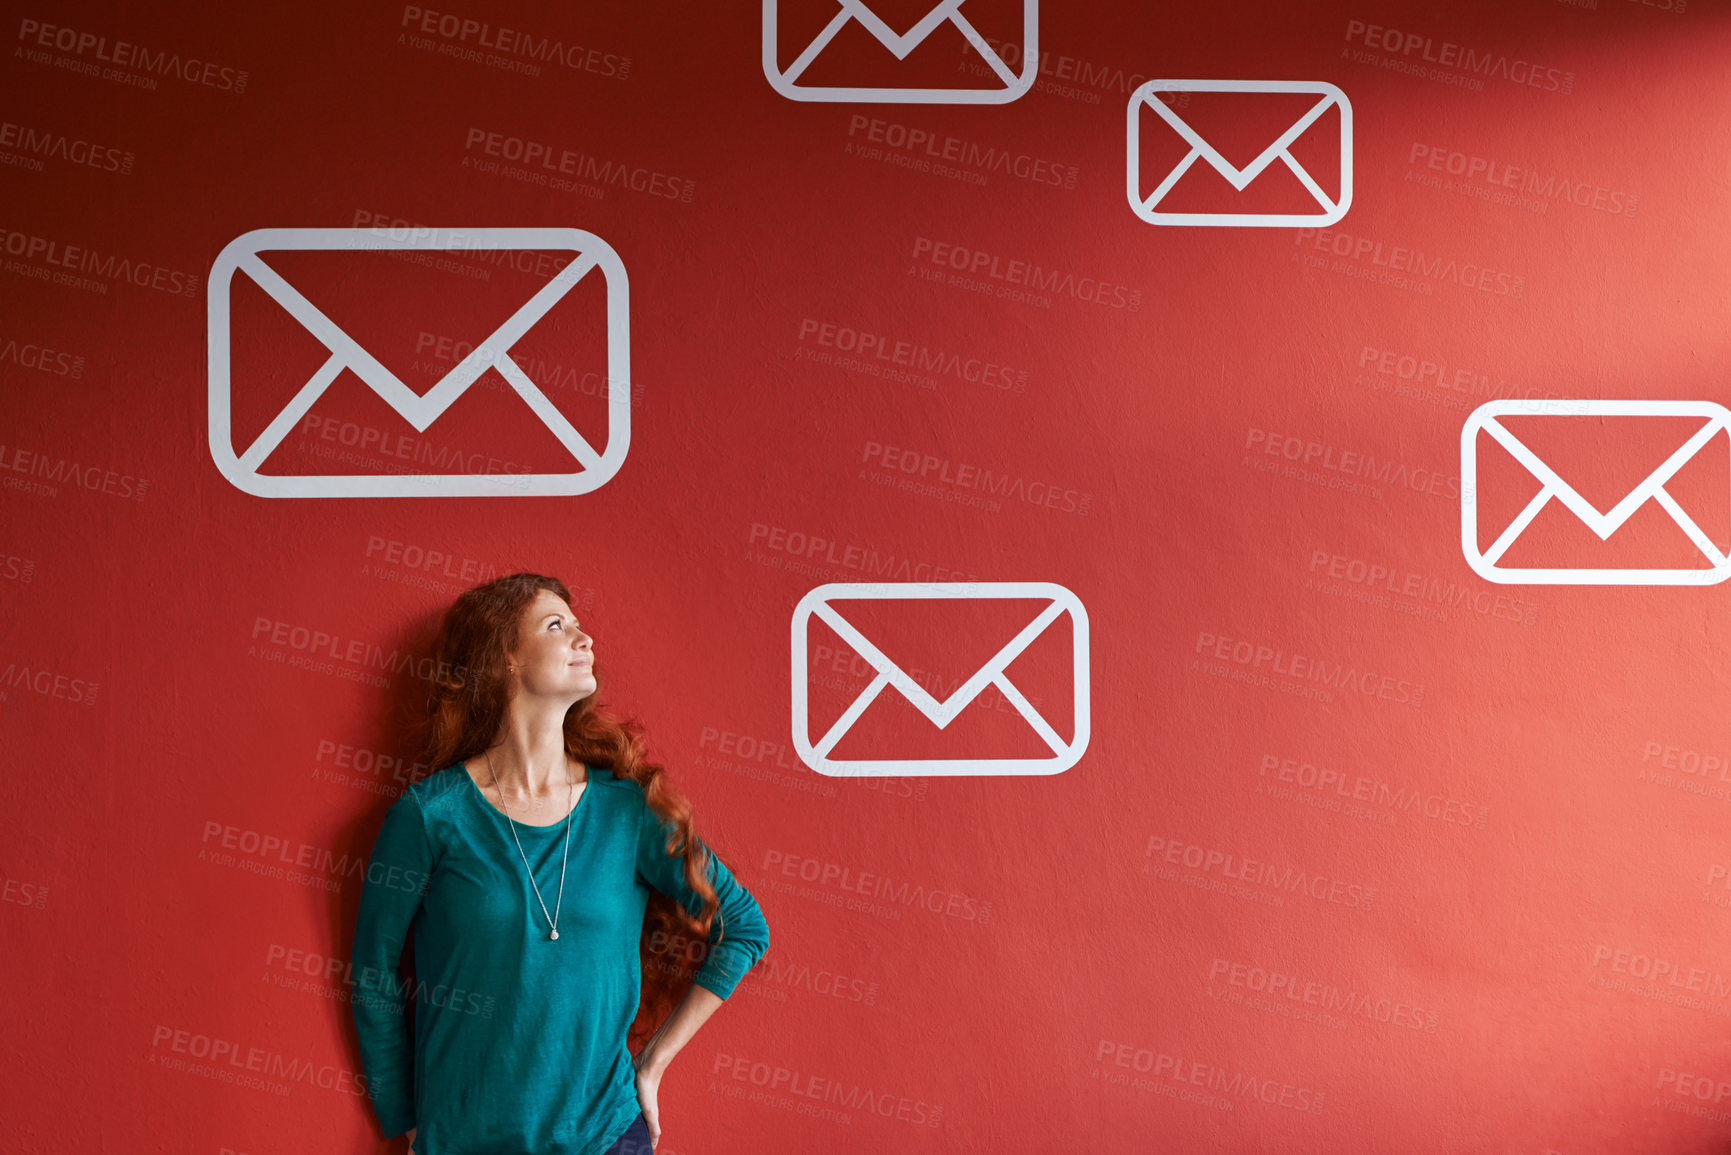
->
[3, 1, 1729, 1152]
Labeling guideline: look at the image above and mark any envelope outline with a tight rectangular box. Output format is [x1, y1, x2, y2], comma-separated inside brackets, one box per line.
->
[1126, 79, 1352, 227]
[790, 581, 1090, 777]
[763, 0, 1037, 104]
[207, 226, 630, 499]
[1460, 399, 1731, 586]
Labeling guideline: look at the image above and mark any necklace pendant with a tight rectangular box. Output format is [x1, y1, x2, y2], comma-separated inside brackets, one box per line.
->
[549, 929, 559, 940]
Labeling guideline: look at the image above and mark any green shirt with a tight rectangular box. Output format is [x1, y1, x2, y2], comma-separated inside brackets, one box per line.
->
[350, 763, 770, 1155]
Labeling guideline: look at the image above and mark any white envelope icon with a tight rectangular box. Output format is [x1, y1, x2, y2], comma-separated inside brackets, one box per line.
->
[763, 0, 1037, 104]
[1126, 79, 1352, 227]
[1461, 399, 1731, 585]
[791, 581, 1089, 777]
[207, 227, 629, 498]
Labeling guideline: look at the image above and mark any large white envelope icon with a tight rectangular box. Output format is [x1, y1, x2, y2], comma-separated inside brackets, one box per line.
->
[207, 227, 629, 498]
[1461, 399, 1731, 585]
[763, 0, 1037, 104]
[1126, 79, 1352, 227]
[791, 581, 1089, 777]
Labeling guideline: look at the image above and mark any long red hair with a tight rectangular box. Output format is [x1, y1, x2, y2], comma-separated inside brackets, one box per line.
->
[415, 572, 720, 1051]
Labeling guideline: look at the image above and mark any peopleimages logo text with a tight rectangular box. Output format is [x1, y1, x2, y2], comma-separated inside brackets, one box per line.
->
[862, 441, 1091, 515]
[1343, 19, 1574, 93]
[17, 18, 249, 91]
[250, 617, 465, 685]
[1295, 229, 1523, 298]
[463, 129, 692, 202]
[0, 120, 133, 173]
[1207, 958, 1438, 1032]
[1245, 427, 1459, 501]
[1407, 144, 1636, 217]
[1146, 833, 1377, 910]
[798, 318, 1027, 393]
[149, 1025, 366, 1094]
[1194, 629, 1425, 708]
[0, 443, 149, 500]
[400, 6, 630, 79]
[0, 229, 198, 296]
[911, 237, 1140, 312]
[847, 116, 1077, 189]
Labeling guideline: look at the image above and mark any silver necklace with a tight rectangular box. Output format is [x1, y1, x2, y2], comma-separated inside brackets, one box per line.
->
[484, 749, 576, 941]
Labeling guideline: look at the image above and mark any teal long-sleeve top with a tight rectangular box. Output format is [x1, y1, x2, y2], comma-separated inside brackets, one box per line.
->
[350, 763, 771, 1155]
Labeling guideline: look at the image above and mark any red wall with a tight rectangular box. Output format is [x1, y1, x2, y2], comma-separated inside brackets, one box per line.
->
[4, 1, 1730, 1152]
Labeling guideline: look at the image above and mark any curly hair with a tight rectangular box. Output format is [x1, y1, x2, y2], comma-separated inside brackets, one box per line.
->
[414, 572, 721, 1051]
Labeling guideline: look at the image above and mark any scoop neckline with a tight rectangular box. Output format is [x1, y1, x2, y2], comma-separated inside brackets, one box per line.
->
[458, 760, 592, 830]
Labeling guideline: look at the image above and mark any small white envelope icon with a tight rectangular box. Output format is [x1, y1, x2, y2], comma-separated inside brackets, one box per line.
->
[1461, 399, 1731, 585]
[791, 581, 1089, 777]
[763, 0, 1036, 104]
[207, 227, 629, 498]
[1126, 79, 1352, 227]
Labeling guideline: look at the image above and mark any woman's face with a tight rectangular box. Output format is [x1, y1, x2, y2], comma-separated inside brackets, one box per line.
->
[506, 589, 596, 704]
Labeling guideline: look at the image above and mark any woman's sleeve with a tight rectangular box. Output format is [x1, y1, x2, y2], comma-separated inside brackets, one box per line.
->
[634, 798, 770, 1001]
[350, 791, 435, 1138]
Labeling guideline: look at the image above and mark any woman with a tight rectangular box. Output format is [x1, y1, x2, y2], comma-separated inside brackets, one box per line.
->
[351, 573, 771, 1154]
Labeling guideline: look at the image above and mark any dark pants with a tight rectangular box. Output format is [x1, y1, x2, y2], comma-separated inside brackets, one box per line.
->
[603, 1113, 652, 1155]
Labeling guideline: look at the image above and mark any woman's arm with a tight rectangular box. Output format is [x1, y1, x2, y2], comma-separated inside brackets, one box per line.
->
[631, 983, 724, 1148]
[635, 983, 724, 1076]
[631, 801, 771, 1148]
[351, 792, 436, 1142]
[634, 802, 772, 1001]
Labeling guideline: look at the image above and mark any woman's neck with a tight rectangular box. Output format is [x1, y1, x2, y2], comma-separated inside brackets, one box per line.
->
[488, 706, 576, 795]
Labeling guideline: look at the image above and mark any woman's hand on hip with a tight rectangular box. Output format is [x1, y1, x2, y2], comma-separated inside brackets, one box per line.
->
[633, 1064, 663, 1148]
